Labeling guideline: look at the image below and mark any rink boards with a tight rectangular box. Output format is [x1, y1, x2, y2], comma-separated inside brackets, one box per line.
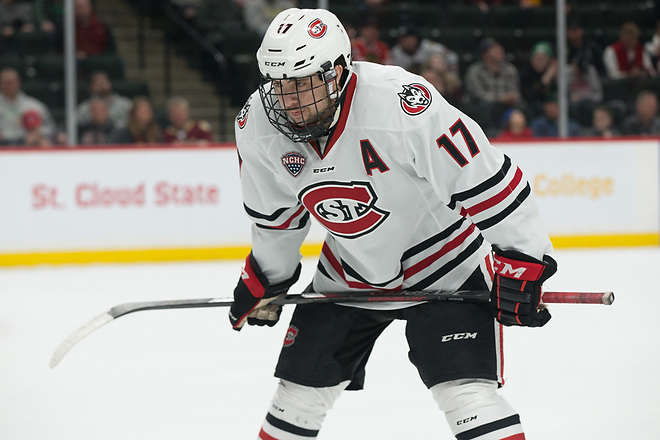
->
[1, 139, 658, 265]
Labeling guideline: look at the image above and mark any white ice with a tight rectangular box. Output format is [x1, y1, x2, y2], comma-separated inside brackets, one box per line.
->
[1, 248, 659, 439]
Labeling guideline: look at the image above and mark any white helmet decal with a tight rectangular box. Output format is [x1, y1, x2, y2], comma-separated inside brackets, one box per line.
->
[307, 18, 327, 39]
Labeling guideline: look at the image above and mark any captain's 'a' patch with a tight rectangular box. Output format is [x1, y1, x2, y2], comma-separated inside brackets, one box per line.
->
[398, 83, 432, 116]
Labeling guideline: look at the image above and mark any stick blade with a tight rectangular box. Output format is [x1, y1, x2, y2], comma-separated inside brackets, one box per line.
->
[49, 312, 114, 368]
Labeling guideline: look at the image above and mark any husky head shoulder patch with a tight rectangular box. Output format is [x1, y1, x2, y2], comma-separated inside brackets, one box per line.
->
[398, 83, 432, 116]
[282, 152, 306, 177]
[236, 96, 251, 129]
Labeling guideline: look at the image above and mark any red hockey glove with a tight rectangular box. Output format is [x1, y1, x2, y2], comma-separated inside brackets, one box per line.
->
[491, 246, 557, 327]
[228, 253, 301, 331]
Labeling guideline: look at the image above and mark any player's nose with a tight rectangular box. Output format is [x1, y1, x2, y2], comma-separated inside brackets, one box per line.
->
[282, 90, 300, 108]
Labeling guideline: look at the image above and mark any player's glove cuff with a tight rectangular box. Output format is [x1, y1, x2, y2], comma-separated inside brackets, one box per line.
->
[229, 253, 301, 331]
[491, 246, 557, 327]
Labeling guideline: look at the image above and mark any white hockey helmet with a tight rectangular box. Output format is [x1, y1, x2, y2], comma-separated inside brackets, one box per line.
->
[257, 8, 352, 81]
[256, 8, 353, 142]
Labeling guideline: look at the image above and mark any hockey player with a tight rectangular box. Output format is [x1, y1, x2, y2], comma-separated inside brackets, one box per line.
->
[230, 8, 556, 440]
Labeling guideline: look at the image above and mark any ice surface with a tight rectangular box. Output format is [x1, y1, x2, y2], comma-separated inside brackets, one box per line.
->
[1, 248, 659, 439]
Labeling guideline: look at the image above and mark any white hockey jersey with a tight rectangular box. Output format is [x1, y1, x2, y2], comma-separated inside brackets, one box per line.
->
[235, 61, 552, 302]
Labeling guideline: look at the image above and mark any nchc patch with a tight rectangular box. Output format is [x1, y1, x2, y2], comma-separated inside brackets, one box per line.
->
[236, 96, 251, 129]
[398, 83, 432, 116]
[281, 152, 306, 177]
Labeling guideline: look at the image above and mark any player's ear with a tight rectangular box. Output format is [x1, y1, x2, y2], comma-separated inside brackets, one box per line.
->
[334, 64, 343, 80]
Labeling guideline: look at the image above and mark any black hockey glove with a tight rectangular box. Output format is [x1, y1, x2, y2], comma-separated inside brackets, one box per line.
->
[228, 253, 301, 331]
[491, 246, 557, 327]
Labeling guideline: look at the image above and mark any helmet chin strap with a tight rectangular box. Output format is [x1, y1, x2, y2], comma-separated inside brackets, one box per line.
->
[287, 103, 337, 142]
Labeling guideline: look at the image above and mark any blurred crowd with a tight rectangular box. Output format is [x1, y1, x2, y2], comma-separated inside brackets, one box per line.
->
[2, 0, 660, 148]
[166, 0, 660, 140]
[0, 0, 214, 147]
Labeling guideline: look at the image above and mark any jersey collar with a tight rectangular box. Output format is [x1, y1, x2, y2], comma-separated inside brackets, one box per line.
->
[308, 71, 358, 160]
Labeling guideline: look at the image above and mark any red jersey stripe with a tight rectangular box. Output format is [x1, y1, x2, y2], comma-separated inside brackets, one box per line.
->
[404, 223, 476, 279]
[258, 427, 279, 440]
[466, 167, 523, 216]
[272, 204, 306, 230]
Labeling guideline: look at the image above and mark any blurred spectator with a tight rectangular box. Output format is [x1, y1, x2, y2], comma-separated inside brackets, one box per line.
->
[464, 37, 521, 130]
[33, 0, 58, 35]
[519, 41, 558, 117]
[0, 67, 56, 146]
[109, 97, 161, 144]
[169, 0, 203, 22]
[0, 0, 35, 39]
[530, 93, 581, 137]
[581, 105, 620, 138]
[75, 0, 116, 59]
[603, 21, 656, 79]
[465, 0, 503, 14]
[644, 19, 660, 74]
[567, 53, 603, 126]
[77, 71, 132, 130]
[352, 18, 391, 65]
[494, 108, 534, 141]
[390, 27, 459, 75]
[21, 109, 53, 148]
[78, 98, 116, 145]
[566, 16, 605, 76]
[195, 0, 245, 36]
[243, 0, 296, 37]
[621, 90, 660, 136]
[162, 97, 213, 144]
[420, 53, 462, 106]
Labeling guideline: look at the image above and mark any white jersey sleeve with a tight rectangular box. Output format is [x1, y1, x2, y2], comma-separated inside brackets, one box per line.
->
[403, 87, 552, 259]
[235, 94, 311, 283]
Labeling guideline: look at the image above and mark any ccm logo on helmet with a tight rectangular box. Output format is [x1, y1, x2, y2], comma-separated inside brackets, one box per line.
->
[308, 18, 327, 38]
[264, 61, 285, 67]
[300, 181, 389, 238]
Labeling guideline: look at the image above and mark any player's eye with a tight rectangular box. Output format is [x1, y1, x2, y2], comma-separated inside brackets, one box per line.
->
[296, 80, 311, 91]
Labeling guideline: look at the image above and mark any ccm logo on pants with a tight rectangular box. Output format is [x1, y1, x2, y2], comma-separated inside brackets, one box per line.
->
[441, 332, 478, 343]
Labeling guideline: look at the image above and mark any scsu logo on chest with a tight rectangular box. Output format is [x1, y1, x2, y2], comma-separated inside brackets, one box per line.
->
[299, 181, 389, 238]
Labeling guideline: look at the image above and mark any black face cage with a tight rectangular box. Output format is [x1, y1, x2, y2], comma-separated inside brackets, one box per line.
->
[258, 70, 340, 143]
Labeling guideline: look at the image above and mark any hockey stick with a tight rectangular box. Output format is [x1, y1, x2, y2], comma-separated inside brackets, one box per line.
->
[49, 289, 614, 369]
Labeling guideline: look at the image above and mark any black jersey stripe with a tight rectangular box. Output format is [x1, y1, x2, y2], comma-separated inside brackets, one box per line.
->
[255, 211, 311, 230]
[455, 414, 521, 440]
[475, 182, 531, 230]
[265, 413, 319, 437]
[244, 203, 296, 222]
[401, 217, 468, 261]
[407, 234, 485, 291]
[317, 260, 334, 281]
[342, 259, 404, 288]
[448, 155, 513, 210]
